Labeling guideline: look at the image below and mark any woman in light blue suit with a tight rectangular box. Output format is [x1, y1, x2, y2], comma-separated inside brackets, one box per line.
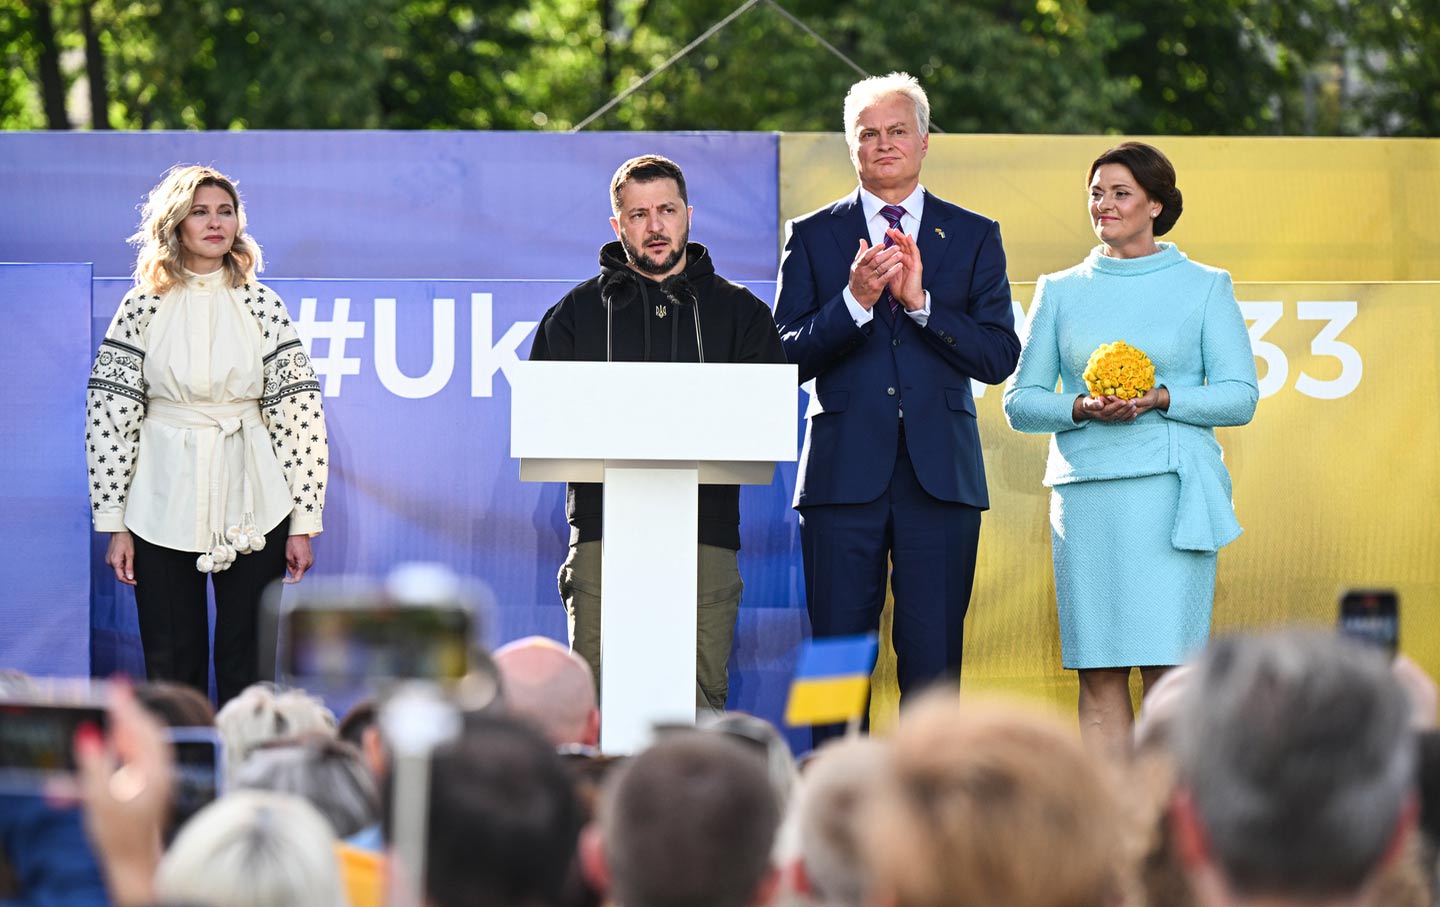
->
[1003, 142, 1258, 760]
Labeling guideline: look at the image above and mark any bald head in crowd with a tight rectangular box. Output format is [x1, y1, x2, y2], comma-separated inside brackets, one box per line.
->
[586, 731, 781, 907]
[1169, 630, 1418, 907]
[495, 636, 600, 747]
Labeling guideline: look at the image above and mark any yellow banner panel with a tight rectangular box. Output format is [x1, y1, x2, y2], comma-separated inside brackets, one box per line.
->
[779, 134, 1440, 284]
[865, 281, 1440, 731]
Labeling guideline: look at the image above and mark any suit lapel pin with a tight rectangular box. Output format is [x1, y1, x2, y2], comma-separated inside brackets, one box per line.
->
[934, 227, 946, 239]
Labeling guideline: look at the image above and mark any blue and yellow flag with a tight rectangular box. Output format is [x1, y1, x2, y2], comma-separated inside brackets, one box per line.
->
[784, 634, 879, 727]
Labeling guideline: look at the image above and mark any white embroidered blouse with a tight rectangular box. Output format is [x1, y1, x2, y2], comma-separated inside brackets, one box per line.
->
[86, 271, 327, 552]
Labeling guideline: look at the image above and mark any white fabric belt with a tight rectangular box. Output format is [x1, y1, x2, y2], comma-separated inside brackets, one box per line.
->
[145, 399, 264, 547]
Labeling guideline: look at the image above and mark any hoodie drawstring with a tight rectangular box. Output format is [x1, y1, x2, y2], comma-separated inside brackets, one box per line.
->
[639, 280, 653, 361]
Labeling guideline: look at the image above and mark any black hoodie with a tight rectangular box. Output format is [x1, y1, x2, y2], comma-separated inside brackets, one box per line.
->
[529, 241, 785, 549]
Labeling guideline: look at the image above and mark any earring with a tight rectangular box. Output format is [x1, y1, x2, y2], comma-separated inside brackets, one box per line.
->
[1150, 211, 1158, 218]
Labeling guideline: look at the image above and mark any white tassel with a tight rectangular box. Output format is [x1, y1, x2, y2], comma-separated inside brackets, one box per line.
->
[225, 526, 243, 543]
[249, 533, 266, 552]
[233, 534, 252, 554]
[196, 553, 215, 573]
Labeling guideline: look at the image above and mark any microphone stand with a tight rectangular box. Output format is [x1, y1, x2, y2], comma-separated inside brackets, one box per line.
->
[661, 276, 704, 364]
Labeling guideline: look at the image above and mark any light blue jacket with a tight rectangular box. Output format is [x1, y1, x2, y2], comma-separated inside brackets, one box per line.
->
[1003, 244, 1259, 552]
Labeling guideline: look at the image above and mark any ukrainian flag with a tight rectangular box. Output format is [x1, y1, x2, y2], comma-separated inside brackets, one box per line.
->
[784, 634, 879, 727]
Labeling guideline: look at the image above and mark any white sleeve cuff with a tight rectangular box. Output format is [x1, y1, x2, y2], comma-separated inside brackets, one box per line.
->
[842, 286, 874, 326]
[905, 290, 932, 327]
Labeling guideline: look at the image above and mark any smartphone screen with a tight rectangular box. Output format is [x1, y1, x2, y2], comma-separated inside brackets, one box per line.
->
[1338, 589, 1399, 657]
[165, 727, 224, 821]
[282, 603, 473, 684]
[0, 700, 107, 794]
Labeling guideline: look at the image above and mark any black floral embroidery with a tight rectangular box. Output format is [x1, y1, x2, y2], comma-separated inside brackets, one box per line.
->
[246, 285, 328, 530]
[85, 293, 153, 523]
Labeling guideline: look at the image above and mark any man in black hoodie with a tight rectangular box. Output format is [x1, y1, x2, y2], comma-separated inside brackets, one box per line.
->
[529, 154, 785, 714]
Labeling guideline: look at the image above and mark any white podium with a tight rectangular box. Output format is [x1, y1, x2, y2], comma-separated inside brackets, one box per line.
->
[510, 361, 798, 752]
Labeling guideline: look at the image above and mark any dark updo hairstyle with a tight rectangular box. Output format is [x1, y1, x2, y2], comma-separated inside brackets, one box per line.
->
[1087, 142, 1183, 237]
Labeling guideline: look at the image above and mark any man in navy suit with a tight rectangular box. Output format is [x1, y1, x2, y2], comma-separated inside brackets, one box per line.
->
[773, 73, 1019, 737]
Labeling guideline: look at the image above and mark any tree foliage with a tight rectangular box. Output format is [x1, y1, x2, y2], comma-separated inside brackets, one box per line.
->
[1, 0, 1437, 136]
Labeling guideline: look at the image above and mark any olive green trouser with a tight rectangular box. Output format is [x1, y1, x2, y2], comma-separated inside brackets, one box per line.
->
[558, 540, 743, 715]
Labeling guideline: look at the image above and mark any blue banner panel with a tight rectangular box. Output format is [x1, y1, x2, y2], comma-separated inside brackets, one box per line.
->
[0, 132, 779, 283]
[1, 264, 93, 677]
[89, 277, 808, 742]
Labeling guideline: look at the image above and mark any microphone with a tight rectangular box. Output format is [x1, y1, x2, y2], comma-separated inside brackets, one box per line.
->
[660, 274, 704, 363]
[600, 270, 639, 363]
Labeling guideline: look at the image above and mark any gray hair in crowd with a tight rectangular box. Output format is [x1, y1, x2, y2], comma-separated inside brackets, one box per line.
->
[842, 72, 930, 151]
[1132, 663, 1195, 754]
[216, 683, 337, 782]
[704, 711, 799, 811]
[155, 789, 346, 907]
[793, 737, 890, 907]
[1171, 630, 1416, 900]
[233, 735, 379, 838]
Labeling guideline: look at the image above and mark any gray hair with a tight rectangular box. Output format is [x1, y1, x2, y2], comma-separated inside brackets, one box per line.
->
[842, 72, 930, 152]
[156, 790, 346, 907]
[792, 738, 890, 907]
[233, 736, 379, 838]
[704, 711, 799, 811]
[216, 684, 337, 784]
[1171, 630, 1416, 899]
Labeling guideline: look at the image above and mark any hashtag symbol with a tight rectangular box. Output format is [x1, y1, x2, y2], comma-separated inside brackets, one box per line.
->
[295, 297, 366, 397]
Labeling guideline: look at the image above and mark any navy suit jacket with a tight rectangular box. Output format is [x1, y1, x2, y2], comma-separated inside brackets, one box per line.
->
[774, 189, 1020, 510]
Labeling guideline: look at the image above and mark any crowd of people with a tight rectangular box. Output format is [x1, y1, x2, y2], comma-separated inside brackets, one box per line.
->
[32, 56, 1431, 907]
[1, 627, 1437, 907]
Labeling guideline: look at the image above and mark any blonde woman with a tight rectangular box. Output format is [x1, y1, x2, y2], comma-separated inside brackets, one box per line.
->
[87, 165, 327, 706]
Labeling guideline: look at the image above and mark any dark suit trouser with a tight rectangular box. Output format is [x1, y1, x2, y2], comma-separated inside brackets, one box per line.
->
[131, 518, 289, 707]
[798, 423, 981, 746]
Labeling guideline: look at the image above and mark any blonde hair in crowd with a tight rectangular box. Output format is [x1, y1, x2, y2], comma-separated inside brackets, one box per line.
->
[864, 695, 1131, 907]
[155, 790, 347, 907]
[129, 164, 263, 293]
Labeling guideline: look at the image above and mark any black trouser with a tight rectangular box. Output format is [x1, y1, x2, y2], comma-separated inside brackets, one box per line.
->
[131, 518, 289, 707]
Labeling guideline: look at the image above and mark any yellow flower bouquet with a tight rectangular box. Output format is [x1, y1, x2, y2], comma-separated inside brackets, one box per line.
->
[1083, 341, 1155, 400]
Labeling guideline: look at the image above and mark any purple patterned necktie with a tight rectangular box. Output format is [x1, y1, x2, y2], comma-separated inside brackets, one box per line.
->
[879, 204, 906, 315]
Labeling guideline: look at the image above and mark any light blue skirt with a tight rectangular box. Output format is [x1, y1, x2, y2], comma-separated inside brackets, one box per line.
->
[1050, 472, 1216, 670]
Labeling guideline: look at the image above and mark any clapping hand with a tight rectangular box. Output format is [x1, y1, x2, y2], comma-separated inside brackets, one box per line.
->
[884, 227, 925, 311]
[848, 239, 904, 310]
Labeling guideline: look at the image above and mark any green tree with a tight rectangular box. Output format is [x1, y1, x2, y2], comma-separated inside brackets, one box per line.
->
[5, 0, 1440, 137]
[100, 0, 400, 129]
[1343, 0, 1440, 136]
[1, 0, 72, 129]
[530, 0, 1131, 133]
[1082, 0, 1303, 134]
[378, 1, 536, 129]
